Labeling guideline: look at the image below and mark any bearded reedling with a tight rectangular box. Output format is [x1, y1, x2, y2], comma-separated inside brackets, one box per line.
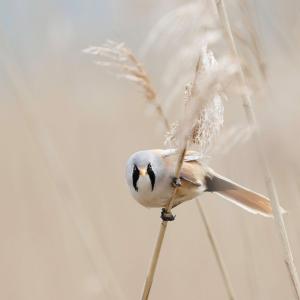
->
[126, 149, 274, 221]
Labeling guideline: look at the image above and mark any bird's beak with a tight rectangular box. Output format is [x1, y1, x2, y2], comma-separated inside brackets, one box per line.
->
[139, 168, 147, 176]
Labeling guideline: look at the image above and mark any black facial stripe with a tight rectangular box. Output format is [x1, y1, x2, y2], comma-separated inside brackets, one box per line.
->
[132, 164, 139, 192]
[147, 163, 156, 191]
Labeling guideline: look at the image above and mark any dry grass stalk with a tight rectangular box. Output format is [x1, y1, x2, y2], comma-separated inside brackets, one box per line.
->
[213, 0, 300, 298]
[237, 0, 267, 81]
[195, 199, 236, 300]
[141, 55, 203, 300]
[83, 41, 170, 131]
[141, 146, 187, 300]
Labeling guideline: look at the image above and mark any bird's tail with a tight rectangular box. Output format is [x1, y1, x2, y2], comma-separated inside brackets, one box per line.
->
[205, 172, 280, 217]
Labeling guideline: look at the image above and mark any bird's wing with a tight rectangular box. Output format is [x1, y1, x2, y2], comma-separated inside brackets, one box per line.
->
[184, 150, 202, 161]
[161, 149, 205, 186]
[159, 149, 204, 186]
[158, 149, 177, 157]
[179, 161, 205, 186]
[159, 149, 201, 162]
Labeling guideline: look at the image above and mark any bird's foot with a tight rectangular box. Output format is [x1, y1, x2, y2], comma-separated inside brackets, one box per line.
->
[161, 208, 176, 222]
[171, 177, 182, 188]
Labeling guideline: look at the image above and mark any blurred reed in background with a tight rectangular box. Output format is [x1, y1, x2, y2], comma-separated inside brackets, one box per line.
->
[0, 0, 300, 299]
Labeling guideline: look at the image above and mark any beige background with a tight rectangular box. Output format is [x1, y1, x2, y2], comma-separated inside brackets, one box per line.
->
[0, 0, 300, 299]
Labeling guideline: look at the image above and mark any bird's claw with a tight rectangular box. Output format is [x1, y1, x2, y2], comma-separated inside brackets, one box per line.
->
[172, 177, 182, 188]
[161, 208, 176, 222]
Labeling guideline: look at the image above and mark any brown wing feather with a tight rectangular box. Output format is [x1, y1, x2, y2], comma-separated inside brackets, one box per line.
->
[163, 151, 205, 186]
[162, 153, 206, 207]
[179, 161, 205, 186]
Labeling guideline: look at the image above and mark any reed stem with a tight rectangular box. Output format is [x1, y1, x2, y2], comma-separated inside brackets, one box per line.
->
[195, 200, 236, 300]
[141, 146, 187, 300]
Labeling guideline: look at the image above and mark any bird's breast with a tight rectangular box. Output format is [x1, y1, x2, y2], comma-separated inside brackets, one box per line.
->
[132, 176, 172, 208]
[136, 176, 152, 193]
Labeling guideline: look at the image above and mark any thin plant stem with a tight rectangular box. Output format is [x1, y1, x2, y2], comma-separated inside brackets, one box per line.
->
[141, 58, 198, 300]
[195, 200, 236, 300]
[154, 102, 171, 132]
[213, 0, 300, 298]
[126, 49, 170, 132]
[141, 146, 187, 300]
[141, 221, 168, 300]
[86, 42, 170, 132]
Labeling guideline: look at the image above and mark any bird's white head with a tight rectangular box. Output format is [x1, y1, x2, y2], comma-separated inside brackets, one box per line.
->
[125, 150, 170, 206]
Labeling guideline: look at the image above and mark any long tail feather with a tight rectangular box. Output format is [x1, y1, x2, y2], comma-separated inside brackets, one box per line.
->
[206, 172, 274, 217]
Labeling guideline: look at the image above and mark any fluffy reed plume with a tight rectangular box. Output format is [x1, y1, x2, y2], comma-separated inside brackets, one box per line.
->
[165, 45, 236, 159]
[83, 41, 156, 100]
[141, 1, 219, 58]
[141, 1, 223, 109]
[141, 0, 267, 107]
[83, 41, 170, 131]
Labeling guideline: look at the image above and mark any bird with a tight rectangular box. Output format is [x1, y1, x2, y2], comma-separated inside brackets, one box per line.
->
[125, 149, 274, 221]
